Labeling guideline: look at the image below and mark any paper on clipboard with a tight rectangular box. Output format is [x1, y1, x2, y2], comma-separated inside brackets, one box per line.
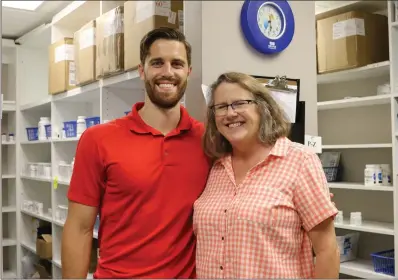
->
[201, 84, 212, 105]
[268, 86, 297, 123]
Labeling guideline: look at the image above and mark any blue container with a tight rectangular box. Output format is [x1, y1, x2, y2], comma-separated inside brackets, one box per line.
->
[125, 111, 130, 115]
[63, 121, 77, 138]
[371, 249, 395, 276]
[26, 127, 39, 141]
[85, 116, 100, 128]
[44, 124, 51, 139]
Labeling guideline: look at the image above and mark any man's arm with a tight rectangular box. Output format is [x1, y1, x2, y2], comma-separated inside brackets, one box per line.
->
[309, 217, 340, 278]
[62, 201, 98, 278]
[61, 128, 105, 278]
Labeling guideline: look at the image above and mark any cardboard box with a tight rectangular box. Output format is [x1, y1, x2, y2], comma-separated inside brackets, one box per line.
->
[48, 38, 77, 94]
[36, 234, 52, 259]
[96, 6, 124, 78]
[124, 1, 184, 71]
[74, 20, 96, 86]
[317, 11, 389, 74]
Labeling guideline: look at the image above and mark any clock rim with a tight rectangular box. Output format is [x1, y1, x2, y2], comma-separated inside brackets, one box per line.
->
[241, 0, 295, 54]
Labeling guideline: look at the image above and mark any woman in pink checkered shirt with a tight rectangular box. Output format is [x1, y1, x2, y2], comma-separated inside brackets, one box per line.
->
[194, 72, 340, 278]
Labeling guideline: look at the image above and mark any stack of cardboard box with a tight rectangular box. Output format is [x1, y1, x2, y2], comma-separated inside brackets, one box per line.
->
[48, 1, 184, 95]
[316, 10, 389, 74]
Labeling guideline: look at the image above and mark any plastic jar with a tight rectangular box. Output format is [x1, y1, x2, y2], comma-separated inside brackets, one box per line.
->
[8, 133, 14, 142]
[365, 164, 382, 186]
[38, 117, 50, 140]
[335, 211, 343, 224]
[379, 164, 392, 186]
[1, 133, 6, 142]
[77, 116, 87, 137]
[350, 212, 362, 226]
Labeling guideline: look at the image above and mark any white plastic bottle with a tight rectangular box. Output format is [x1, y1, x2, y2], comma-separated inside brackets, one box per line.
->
[380, 164, 392, 186]
[364, 165, 376, 186]
[38, 117, 50, 140]
[76, 116, 87, 137]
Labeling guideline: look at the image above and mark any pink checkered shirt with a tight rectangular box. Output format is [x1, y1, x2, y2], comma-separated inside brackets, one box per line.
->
[193, 137, 338, 278]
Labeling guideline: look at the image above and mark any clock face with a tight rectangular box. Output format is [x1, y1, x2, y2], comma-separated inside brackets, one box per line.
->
[257, 3, 285, 40]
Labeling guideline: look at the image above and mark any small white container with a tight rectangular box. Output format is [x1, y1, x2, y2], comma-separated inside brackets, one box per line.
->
[364, 164, 382, 186]
[1, 133, 7, 142]
[38, 117, 50, 141]
[29, 164, 37, 178]
[335, 211, 343, 224]
[379, 164, 392, 186]
[77, 116, 87, 137]
[8, 133, 14, 142]
[377, 83, 390, 95]
[350, 212, 362, 226]
[58, 205, 68, 222]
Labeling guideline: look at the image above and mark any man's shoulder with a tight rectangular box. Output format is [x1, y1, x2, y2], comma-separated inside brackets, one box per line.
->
[80, 117, 128, 142]
[189, 116, 205, 135]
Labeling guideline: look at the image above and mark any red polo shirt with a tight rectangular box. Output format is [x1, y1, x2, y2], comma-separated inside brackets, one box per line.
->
[67, 102, 211, 278]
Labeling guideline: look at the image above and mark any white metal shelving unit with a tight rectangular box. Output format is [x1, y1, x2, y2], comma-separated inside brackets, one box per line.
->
[316, 0, 398, 278]
[6, 1, 203, 279]
[1, 38, 18, 279]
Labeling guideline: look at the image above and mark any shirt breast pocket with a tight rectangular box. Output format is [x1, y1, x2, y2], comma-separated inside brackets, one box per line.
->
[236, 187, 284, 228]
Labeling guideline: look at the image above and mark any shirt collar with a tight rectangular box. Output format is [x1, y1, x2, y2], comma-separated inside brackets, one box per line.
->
[126, 102, 192, 135]
[215, 137, 291, 166]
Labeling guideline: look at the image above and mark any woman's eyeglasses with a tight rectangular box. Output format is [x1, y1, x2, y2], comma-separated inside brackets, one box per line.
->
[211, 100, 256, 116]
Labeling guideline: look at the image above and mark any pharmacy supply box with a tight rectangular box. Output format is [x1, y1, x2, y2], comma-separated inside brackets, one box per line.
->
[49, 38, 77, 95]
[74, 20, 96, 86]
[124, 0, 184, 71]
[316, 11, 389, 74]
[36, 234, 52, 259]
[96, 6, 124, 78]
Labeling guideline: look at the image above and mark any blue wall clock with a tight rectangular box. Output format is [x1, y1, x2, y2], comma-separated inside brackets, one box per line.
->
[240, 0, 295, 54]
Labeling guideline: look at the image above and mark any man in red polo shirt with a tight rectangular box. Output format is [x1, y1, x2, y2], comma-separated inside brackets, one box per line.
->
[61, 27, 211, 278]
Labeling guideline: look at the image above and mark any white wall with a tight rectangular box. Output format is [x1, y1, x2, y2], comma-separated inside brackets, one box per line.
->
[201, 1, 318, 135]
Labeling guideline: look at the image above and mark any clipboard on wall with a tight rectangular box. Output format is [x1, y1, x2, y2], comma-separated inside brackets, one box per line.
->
[251, 75, 305, 144]
[251, 75, 300, 123]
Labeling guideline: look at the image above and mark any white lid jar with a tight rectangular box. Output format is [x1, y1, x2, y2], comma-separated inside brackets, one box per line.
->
[76, 116, 87, 137]
[38, 117, 51, 141]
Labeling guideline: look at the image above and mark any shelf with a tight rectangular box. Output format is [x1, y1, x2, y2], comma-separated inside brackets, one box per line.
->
[21, 140, 51, 145]
[317, 95, 391, 110]
[317, 61, 390, 84]
[21, 210, 52, 223]
[20, 175, 52, 183]
[392, 21, 398, 28]
[335, 219, 394, 235]
[3, 100, 16, 112]
[20, 97, 51, 111]
[340, 259, 393, 279]
[2, 238, 17, 247]
[3, 270, 17, 279]
[52, 137, 79, 143]
[101, 70, 141, 89]
[2, 141, 16, 145]
[52, 81, 100, 103]
[2, 174, 16, 179]
[329, 183, 393, 192]
[323, 143, 393, 149]
[2, 206, 16, 213]
[21, 241, 35, 253]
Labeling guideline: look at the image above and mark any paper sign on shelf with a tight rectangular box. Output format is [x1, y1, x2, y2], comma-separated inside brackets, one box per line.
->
[201, 84, 212, 105]
[304, 135, 322, 154]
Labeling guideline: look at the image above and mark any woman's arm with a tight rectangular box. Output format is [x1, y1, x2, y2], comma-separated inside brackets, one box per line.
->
[309, 217, 340, 279]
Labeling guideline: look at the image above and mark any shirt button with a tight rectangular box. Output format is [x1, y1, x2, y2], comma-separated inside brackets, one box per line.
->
[221, 237, 224, 240]
[220, 266, 223, 270]
[224, 209, 227, 213]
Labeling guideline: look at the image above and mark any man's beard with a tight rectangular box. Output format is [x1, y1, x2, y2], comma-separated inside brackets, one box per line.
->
[144, 78, 187, 109]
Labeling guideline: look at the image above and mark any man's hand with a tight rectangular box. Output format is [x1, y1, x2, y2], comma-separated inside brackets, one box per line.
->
[330, 193, 335, 207]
